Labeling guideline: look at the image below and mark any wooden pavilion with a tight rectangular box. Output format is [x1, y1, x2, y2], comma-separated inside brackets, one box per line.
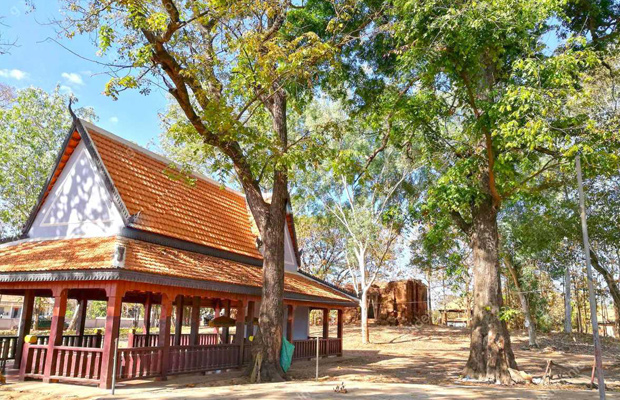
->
[0, 117, 356, 388]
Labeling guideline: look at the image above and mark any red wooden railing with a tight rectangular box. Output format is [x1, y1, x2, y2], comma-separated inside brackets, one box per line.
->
[49, 346, 103, 383]
[20, 344, 48, 379]
[21, 337, 343, 385]
[35, 333, 103, 348]
[128, 332, 234, 347]
[0, 336, 17, 360]
[116, 347, 163, 381]
[292, 338, 342, 360]
[168, 344, 240, 375]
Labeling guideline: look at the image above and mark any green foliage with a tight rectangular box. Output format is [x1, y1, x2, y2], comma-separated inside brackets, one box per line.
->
[0, 86, 96, 238]
[60, 0, 371, 193]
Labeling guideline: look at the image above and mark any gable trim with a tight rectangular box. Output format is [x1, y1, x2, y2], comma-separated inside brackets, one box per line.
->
[22, 116, 132, 237]
[21, 121, 81, 237]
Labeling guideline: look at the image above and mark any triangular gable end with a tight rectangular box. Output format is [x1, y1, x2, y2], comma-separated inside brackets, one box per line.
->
[23, 118, 131, 239]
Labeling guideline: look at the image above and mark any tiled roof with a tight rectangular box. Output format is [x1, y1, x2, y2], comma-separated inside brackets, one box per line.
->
[0, 237, 117, 272]
[86, 127, 262, 260]
[0, 238, 353, 304]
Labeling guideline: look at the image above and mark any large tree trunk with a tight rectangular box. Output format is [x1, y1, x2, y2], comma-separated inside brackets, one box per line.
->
[564, 265, 573, 333]
[360, 290, 369, 344]
[248, 90, 288, 383]
[463, 198, 517, 384]
[590, 250, 620, 337]
[504, 254, 537, 347]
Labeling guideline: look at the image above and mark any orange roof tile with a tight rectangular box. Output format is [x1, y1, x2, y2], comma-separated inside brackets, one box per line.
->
[0, 238, 117, 272]
[86, 128, 262, 260]
[0, 238, 353, 304]
[119, 238, 352, 302]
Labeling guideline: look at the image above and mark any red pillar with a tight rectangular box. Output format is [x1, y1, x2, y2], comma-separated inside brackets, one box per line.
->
[43, 289, 68, 382]
[337, 309, 343, 339]
[234, 300, 246, 365]
[286, 305, 295, 342]
[99, 286, 123, 389]
[322, 309, 329, 339]
[14, 290, 34, 368]
[223, 299, 231, 343]
[245, 301, 255, 340]
[189, 296, 201, 345]
[143, 293, 152, 335]
[159, 294, 173, 380]
[174, 295, 184, 346]
[337, 309, 343, 357]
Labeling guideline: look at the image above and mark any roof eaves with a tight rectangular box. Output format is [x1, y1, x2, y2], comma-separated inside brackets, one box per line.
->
[295, 269, 360, 302]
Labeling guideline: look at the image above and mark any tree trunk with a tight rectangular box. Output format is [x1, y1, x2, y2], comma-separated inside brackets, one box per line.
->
[68, 302, 81, 331]
[504, 254, 537, 347]
[590, 250, 620, 337]
[360, 290, 369, 344]
[426, 269, 433, 324]
[248, 90, 288, 383]
[463, 198, 517, 384]
[564, 265, 572, 333]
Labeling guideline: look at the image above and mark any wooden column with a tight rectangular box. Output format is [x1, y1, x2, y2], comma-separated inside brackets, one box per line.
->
[43, 290, 68, 383]
[322, 309, 329, 339]
[189, 296, 201, 345]
[159, 295, 173, 380]
[234, 300, 246, 365]
[75, 298, 88, 346]
[245, 301, 255, 340]
[223, 299, 231, 343]
[286, 305, 295, 342]
[143, 293, 152, 335]
[337, 309, 343, 339]
[99, 286, 123, 389]
[174, 295, 184, 346]
[14, 290, 34, 368]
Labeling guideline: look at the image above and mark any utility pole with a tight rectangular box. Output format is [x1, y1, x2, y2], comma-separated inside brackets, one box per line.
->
[576, 153, 605, 399]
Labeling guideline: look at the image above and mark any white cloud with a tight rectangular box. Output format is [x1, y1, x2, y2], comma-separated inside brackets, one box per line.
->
[0, 69, 29, 80]
[61, 72, 84, 86]
[109, 116, 119, 124]
[59, 85, 73, 95]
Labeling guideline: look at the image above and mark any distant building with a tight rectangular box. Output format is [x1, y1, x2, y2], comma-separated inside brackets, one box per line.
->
[345, 279, 429, 325]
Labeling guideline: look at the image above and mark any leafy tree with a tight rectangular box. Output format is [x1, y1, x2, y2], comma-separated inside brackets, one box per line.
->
[59, 0, 372, 380]
[295, 214, 348, 284]
[294, 100, 416, 342]
[0, 86, 95, 239]
[386, 0, 610, 383]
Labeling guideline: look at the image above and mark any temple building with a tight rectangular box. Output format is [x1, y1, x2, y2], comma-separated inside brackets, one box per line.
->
[0, 117, 355, 388]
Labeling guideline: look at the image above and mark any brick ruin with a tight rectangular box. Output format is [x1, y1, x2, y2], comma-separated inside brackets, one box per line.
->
[344, 279, 429, 325]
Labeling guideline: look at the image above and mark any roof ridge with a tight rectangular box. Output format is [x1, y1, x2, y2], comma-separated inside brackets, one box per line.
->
[80, 120, 246, 198]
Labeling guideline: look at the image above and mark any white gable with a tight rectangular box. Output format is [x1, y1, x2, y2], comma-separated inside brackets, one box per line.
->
[284, 224, 298, 272]
[29, 141, 125, 238]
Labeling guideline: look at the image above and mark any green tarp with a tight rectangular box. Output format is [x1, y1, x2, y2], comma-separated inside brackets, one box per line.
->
[280, 337, 295, 372]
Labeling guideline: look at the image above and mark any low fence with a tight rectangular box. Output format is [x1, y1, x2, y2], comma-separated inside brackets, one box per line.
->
[0, 333, 102, 361]
[19, 337, 342, 385]
[35, 333, 103, 348]
[127, 332, 235, 347]
[292, 338, 342, 360]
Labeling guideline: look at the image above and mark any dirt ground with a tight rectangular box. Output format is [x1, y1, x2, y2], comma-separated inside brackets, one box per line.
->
[1, 322, 618, 399]
[298, 322, 620, 390]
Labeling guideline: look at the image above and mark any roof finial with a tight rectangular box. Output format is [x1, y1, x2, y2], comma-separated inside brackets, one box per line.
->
[68, 97, 77, 121]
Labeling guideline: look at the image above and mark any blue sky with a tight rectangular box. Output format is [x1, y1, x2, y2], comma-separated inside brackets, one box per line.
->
[1, 1, 169, 147]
